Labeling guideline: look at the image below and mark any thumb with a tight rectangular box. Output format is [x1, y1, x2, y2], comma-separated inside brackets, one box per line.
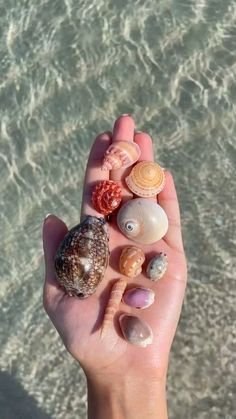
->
[42, 214, 68, 310]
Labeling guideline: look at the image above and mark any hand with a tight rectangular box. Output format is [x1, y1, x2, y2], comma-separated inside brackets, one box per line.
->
[43, 115, 187, 417]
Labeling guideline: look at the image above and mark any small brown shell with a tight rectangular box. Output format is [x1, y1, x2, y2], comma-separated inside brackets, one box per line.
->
[54, 216, 109, 298]
[125, 161, 165, 197]
[119, 246, 145, 278]
[100, 278, 127, 339]
[102, 141, 141, 171]
[119, 314, 153, 347]
[92, 180, 122, 215]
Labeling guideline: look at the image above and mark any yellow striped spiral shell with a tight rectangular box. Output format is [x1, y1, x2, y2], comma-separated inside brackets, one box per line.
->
[125, 161, 165, 197]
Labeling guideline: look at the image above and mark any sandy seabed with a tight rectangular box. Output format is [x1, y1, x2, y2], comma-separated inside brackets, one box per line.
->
[0, 0, 235, 418]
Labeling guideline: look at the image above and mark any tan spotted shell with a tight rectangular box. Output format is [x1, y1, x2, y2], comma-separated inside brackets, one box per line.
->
[146, 252, 168, 281]
[102, 141, 141, 171]
[119, 246, 145, 277]
[125, 161, 165, 197]
[54, 216, 109, 298]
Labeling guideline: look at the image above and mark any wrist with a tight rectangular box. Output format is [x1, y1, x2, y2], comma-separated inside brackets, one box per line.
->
[86, 373, 168, 419]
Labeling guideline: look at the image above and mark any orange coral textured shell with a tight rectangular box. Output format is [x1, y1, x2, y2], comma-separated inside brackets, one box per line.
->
[102, 141, 141, 171]
[119, 246, 145, 278]
[92, 180, 122, 216]
[125, 161, 165, 197]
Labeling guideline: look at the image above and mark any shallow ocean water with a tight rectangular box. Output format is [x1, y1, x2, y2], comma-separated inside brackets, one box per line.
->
[0, 0, 236, 418]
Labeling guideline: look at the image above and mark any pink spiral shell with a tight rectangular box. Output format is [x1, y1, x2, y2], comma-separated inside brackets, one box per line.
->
[92, 180, 122, 216]
[102, 141, 141, 171]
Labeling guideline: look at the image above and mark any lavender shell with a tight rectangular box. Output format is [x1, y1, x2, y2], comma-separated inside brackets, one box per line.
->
[119, 314, 153, 347]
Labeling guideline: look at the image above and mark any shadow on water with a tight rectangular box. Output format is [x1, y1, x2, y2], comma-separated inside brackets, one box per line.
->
[0, 371, 52, 419]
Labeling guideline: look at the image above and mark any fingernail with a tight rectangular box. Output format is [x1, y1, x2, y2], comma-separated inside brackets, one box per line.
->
[122, 287, 155, 309]
[135, 130, 143, 134]
[121, 113, 131, 117]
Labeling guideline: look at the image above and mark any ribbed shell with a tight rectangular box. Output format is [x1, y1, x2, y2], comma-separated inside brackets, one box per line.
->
[92, 180, 122, 215]
[54, 216, 109, 298]
[119, 246, 145, 277]
[100, 278, 127, 339]
[102, 141, 141, 171]
[125, 161, 165, 197]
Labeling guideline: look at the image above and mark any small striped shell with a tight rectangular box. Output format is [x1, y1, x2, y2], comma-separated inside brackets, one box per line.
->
[100, 278, 127, 339]
[146, 252, 168, 281]
[125, 161, 165, 197]
[102, 141, 141, 171]
[119, 246, 145, 278]
[92, 180, 122, 215]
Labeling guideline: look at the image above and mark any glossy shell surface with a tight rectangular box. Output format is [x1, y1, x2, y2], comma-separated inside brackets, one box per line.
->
[119, 314, 153, 347]
[117, 198, 168, 244]
[119, 246, 145, 277]
[122, 287, 155, 309]
[54, 216, 109, 298]
[102, 141, 141, 171]
[92, 180, 122, 215]
[146, 252, 168, 281]
[125, 161, 165, 197]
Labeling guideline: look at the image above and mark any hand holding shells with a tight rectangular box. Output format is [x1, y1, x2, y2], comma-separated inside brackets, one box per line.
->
[43, 115, 187, 376]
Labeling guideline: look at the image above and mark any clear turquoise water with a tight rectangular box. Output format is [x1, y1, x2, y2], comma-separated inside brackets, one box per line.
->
[0, 1, 235, 418]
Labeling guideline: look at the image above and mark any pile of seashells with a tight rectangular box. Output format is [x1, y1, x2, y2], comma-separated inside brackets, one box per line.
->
[54, 140, 168, 348]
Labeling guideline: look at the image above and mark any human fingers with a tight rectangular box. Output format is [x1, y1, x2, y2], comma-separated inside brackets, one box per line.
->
[133, 131, 156, 201]
[110, 114, 135, 200]
[80, 131, 112, 220]
[134, 131, 154, 162]
[151, 260, 187, 367]
[43, 214, 68, 311]
[157, 171, 184, 252]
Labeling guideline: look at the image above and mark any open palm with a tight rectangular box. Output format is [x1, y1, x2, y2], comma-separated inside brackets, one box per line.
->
[43, 115, 187, 382]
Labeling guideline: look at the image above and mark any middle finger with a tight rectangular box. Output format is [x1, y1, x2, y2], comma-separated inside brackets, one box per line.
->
[110, 114, 135, 200]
